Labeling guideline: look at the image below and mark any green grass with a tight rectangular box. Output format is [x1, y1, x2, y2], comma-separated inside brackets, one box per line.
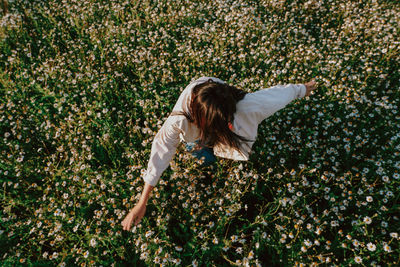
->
[0, 0, 399, 266]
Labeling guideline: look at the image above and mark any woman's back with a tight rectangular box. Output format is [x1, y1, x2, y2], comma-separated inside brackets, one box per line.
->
[169, 76, 307, 160]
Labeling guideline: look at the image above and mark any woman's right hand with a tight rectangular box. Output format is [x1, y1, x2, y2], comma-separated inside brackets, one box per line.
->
[304, 80, 317, 96]
[121, 201, 147, 231]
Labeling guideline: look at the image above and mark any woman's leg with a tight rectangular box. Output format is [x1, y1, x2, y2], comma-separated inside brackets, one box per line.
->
[185, 142, 217, 167]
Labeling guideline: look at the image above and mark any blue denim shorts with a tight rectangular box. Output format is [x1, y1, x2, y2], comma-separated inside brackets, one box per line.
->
[185, 141, 217, 168]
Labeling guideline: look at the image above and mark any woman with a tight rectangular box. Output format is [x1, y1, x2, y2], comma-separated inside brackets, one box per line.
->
[121, 77, 317, 231]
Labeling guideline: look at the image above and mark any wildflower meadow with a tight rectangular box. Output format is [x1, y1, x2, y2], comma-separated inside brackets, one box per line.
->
[1, 0, 399, 266]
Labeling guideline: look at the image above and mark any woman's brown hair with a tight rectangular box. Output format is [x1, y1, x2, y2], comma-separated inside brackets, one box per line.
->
[180, 79, 250, 151]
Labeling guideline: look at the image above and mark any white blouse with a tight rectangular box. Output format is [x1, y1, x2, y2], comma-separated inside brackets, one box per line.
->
[143, 77, 307, 186]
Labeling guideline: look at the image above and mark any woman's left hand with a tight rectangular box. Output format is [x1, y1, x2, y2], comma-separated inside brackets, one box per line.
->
[121, 201, 147, 231]
[305, 80, 317, 96]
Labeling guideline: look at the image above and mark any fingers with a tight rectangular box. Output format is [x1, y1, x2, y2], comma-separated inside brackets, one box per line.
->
[121, 205, 146, 231]
[311, 79, 317, 87]
[133, 213, 143, 226]
[304, 80, 317, 97]
[307, 80, 317, 92]
[134, 217, 141, 226]
[121, 215, 141, 231]
[122, 217, 133, 231]
[121, 220, 128, 231]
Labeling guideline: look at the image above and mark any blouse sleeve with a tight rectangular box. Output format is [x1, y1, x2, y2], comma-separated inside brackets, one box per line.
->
[142, 116, 183, 187]
[250, 83, 306, 124]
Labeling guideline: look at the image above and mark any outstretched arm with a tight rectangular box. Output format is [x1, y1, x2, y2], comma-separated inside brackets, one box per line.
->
[121, 116, 183, 231]
[248, 79, 317, 124]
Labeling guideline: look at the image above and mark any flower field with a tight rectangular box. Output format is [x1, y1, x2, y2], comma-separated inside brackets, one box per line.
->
[1, 0, 399, 266]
